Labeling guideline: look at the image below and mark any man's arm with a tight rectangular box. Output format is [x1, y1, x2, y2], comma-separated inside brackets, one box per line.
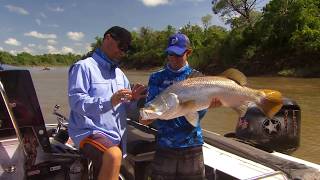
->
[68, 63, 113, 116]
[138, 73, 161, 125]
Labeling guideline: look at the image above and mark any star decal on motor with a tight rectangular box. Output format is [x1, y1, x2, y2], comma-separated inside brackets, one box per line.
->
[262, 118, 281, 135]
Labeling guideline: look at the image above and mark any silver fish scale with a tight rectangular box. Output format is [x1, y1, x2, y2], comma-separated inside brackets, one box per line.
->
[163, 76, 260, 107]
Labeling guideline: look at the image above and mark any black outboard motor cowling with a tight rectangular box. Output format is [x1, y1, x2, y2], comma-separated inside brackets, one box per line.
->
[235, 98, 301, 153]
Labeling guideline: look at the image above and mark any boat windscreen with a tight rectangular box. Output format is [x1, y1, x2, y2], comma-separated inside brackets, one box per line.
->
[0, 70, 51, 152]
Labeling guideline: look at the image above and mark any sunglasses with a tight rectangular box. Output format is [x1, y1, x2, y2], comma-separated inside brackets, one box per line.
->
[167, 51, 185, 57]
[110, 33, 130, 53]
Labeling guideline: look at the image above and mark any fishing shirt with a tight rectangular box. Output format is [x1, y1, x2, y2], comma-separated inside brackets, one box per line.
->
[146, 64, 207, 149]
[68, 48, 137, 156]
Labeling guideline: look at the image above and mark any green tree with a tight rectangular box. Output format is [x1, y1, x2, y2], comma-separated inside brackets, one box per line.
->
[201, 14, 213, 31]
[244, 0, 320, 75]
[212, 0, 261, 28]
[0, 51, 15, 65]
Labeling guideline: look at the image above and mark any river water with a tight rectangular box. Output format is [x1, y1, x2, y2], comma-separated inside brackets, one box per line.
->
[28, 67, 320, 164]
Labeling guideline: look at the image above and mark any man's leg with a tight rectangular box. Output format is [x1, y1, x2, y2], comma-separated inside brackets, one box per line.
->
[177, 146, 205, 180]
[151, 148, 178, 180]
[80, 133, 121, 180]
[99, 146, 122, 180]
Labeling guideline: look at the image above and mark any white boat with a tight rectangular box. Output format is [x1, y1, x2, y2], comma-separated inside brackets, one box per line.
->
[0, 69, 319, 180]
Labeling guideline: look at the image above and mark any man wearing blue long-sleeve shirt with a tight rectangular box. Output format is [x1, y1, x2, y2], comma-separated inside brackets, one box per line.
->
[141, 33, 221, 180]
[68, 26, 146, 180]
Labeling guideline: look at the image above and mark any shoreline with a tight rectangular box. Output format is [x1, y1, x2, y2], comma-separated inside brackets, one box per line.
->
[4, 64, 320, 78]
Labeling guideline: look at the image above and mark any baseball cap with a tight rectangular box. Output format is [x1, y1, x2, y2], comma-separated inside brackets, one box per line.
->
[165, 33, 190, 56]
[104, 26, 132, 52]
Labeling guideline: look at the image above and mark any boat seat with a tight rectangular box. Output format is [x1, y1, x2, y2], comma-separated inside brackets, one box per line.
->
[126, 123, 156, 156]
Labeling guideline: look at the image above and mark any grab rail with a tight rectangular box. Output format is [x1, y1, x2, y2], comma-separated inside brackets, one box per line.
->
[0, 80, 27, 156]
[245, 171, 288, 180]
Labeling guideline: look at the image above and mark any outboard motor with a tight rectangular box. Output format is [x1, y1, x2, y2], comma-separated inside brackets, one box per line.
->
[234, 97, 301, 153]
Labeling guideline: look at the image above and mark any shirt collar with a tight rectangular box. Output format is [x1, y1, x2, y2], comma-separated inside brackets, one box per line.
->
[166, 62, 190, 74]
[94, 48, 119, 69]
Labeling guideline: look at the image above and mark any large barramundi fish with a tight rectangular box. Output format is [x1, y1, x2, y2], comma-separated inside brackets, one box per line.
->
[140, 68, 283, 127]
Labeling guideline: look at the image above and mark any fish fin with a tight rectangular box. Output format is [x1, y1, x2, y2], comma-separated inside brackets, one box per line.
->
[258, 89, 283, 118]
[187, 69, 205, 79]
[180, 100, 199, 127]
[185, 112, 199, 127]
[220, 68, 247, 86]
[140, 108, 163, 120]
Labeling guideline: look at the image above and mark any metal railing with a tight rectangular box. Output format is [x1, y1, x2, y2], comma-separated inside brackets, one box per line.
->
[0, 79, 27, 157]
[245, 171, 288, 180]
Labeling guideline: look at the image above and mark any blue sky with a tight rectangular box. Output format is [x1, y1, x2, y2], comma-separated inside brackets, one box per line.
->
[0, 0, 269, 55]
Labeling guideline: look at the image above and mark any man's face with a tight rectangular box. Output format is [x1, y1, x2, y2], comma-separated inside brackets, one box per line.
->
[167, 50, 190, 70]
[101, 34, 128, 62]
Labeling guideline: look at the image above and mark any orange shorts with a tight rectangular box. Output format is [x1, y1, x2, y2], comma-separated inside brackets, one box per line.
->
[80, 133, 119, 178]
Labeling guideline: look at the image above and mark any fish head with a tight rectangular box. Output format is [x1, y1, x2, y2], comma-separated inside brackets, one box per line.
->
[140, 92, 179, 120]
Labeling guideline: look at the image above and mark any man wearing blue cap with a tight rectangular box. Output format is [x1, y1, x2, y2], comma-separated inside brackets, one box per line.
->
[142, 33, 221, 179]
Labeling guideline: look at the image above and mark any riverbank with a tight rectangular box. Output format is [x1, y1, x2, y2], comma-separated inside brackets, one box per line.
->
[3, 63, 320, 78]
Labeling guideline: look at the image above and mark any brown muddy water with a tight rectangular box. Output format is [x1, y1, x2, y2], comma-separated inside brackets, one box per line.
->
[28, 67, 320, 164]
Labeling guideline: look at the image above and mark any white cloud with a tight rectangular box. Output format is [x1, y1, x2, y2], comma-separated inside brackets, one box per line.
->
[85, 44, 92, 53]
[40, 12, 47, 18]
[67, 32, 84, 41]
[23, 47, 33, 54]
[140, 0, 170, 7]
[0, 47, 3, 51]
[4, 38, 21, 46]
[61, 46, 74, 54]
[47, 39, 57, 45]
[74, 42, 82, 46]
[9, 50, 18, 55]
[28, 43, 36, 47]
[46, 46, 75, 54]
[183, 0, 205, 2]
[24, 31, 57, 39]
[48, 6, 64, 12]
[36, 19, 41, 26]
[47, 45, 58, 54]
[5, 5, 29, 15]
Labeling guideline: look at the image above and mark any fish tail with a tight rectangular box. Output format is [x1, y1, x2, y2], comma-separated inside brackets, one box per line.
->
[258, 89, 283, 118]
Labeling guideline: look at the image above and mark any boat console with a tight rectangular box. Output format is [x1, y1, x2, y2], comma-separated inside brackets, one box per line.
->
[0, 70, 87, 180]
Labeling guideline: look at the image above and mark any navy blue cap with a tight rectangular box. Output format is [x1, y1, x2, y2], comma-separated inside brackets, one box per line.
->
[104, 26, 132, 51]
[165, 33, 190, 56]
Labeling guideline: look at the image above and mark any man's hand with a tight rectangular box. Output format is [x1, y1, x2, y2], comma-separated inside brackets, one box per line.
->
[111, 89, 132, 107]
[139, 117, 155, 126]
[209, 98, 222, 109]
[111, 84, 147, 107]
[131, 83, 147, 101]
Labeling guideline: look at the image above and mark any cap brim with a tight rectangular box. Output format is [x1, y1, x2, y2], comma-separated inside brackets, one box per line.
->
[165, 46, 186, 56]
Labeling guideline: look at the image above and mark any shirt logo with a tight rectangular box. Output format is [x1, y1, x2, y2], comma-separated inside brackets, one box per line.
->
[163, 80, 174, 86]
[171, 37, 178, 45]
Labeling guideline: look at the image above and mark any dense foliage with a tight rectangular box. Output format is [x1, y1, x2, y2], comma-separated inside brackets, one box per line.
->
[211, 0, 320, 76]
[0, 51, 80, 66]
[0, 0, 319, 77]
